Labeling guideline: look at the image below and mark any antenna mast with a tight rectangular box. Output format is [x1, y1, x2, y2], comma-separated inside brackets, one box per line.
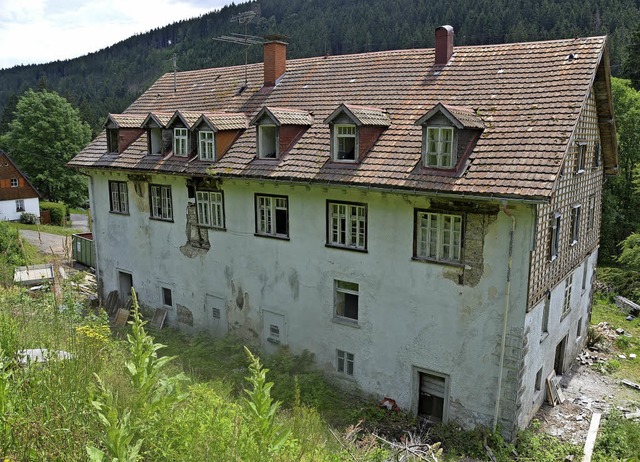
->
[214, 4, 263, 86]
[172, 53, 177, 92]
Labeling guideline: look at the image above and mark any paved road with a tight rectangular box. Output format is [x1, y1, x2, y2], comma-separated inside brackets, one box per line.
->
[19, 230, 70, 258]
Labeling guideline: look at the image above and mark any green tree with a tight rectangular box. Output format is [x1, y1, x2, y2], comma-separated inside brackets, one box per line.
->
[1, 89, 91, 207]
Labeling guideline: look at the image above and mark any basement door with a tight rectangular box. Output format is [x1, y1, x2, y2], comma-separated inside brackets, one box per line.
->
[418, 371, 448, 422]
[118, 271, 133, 305]
[554, 335, 568, 374]
[262, 310, 286, 354]
[205, 294, 227, 337]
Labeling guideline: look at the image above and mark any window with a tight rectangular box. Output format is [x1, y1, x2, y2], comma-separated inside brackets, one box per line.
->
[337, 350, 354, 376]
[150, 185, 173, 221]
[268, 325, 280, 343]
[335, 280, 359, 322]
[577, 317, 583, 339]
[149, 128, 163, 155]
[198, 130, 215, 160]
[327, 201, 367, 250]
[593, 141, 601, 168]
[255, 194, 288, 238]
[196, 190, 224, 228]
[109, 181, 128, 214]
[425, 127, 454, 168]
[549, 213, 561, 261]
[587, 195, 595, 232]
[582, 259, 589, 292]
[161, 287, 173, 308]
[334, 124, 356, 161]
[415, 211, 462, 262]
[107, 129, 119, 153]
[562, 274, 573, 317]
[570, 205, 581, 245]
[418, 372, 447, 422]
[541, 292, 550, 336]
[10, 178, 18, 188]
[174, 128, 188, 156]
[535, 368, 543, 392]
[258, 125, 277, 158]
[15, 199, 25, 212]
[576, 142, 586, 173]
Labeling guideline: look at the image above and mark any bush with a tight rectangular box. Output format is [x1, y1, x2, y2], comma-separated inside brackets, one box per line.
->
[19, 212, 37, 224]
[40, 201, 67, 226]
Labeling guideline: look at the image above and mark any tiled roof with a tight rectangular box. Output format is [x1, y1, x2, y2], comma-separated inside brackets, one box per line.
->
[252, 107, 314, 126]
[104, 113, 147, 128]
[69, 36, 615, 200]
[198, 112, 249, 131]
[441, 104, 484, 129]
[341, 104, 391, 126]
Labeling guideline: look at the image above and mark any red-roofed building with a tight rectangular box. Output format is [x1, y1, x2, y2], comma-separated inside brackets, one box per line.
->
[68, 26, 617, 436]
[0, 151, 40, 221]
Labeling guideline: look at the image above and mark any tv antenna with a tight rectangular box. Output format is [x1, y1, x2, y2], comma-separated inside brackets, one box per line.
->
[214, 4, 263, 86]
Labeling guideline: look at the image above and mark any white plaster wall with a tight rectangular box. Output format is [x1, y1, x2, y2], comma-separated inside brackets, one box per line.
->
[0, 197, 39, 221]
[91, 171, 535, 429]
[519, 250, 597, 428]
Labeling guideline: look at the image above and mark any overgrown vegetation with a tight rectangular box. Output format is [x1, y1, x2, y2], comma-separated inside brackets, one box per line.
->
[594, 410, 640, 461]
[0, 221, 43, 286]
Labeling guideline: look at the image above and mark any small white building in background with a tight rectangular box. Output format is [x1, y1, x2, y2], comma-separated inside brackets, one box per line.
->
[0, 151, 40, 222]
[69, 27, 618, 438]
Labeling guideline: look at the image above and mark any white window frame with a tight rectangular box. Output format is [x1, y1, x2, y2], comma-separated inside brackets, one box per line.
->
[109, 181, 129, 214]
[576, 142, 586, 173]
[424, 126, 455, 168]
[10, 178, 18, 188]
[334, 280, 359, 322]
[327, 201, 367, 250]
[198, 130, 215, 161]
[150, 184, 173, 221]
[587, 195, 595, 232]
[174, 127, 189, 157]
[334, 124, 357, 162]
[336, 349, 354, 376]
[15, 199, 25, 212]
[196, 190, 224, 228]
[258, 124, 278, 159]
[562, 274, 573, 317]
[549, 213, 561, 261]
[570, 205, 581, 245]
[255, 194, 288, 238]
[416, 211, 462, 262]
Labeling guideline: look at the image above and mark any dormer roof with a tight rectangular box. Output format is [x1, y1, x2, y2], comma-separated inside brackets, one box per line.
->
[167, 110, 201, 128]
[324, 103, 391, 126]
[142, 112, 174, 128]
[195, 113, 249, 131]
[103, 113, 147, 129]
[251, 107, 313, 126]
[415, 103, 484, 130]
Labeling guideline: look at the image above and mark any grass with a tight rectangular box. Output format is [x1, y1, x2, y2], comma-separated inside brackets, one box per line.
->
[68, 208, 89, 215]
[0, 222, 48, 286]
[7, 222, 82, 236]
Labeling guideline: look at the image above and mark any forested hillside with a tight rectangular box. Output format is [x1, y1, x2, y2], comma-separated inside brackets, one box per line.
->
[1, 0, 639, 134]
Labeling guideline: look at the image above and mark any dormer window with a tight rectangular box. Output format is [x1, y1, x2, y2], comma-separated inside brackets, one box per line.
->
[425, 127, 454, 168]
[198, 131, 215, 160]
[335, 125, 357, 161]
[174, 128, 189, 157]
[149, 128, 163, 155]
[107, 129, 119, 154]
[258, 125, 278, 158]
[103, 113, 147, 155]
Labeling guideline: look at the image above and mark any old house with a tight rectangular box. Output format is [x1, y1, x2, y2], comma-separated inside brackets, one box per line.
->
[68, 27, 617, 437]
[0, 151, 40, 221]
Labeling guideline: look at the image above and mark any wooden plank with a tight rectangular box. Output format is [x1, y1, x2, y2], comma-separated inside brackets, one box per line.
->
[114, 309, 130, 327]
[546, 371, 559, 406]
[149, 308, 167, 330]
[621, 379, 640, 391]
[582, 412, 601, 462]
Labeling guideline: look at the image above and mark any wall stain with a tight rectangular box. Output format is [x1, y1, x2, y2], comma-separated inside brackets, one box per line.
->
[289, 269, 300, 300]
[180, 204, 210, 258]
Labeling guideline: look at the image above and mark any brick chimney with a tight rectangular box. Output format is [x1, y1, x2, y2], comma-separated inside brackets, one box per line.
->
[435, 25, 454, 66]
[263, 38, 287, 87]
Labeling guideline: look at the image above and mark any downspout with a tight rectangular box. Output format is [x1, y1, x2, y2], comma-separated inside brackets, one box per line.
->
[493, 201, 516, 430]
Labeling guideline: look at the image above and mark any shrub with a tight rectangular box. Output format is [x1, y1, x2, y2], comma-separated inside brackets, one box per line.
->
[40, 201, 67, 226]
[19, 212, 37, 224]
[594, 410, 640, 460]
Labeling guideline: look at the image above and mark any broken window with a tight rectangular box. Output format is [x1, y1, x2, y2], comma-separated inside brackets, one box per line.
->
[415, 211, 462, 262]
[10, 178, 18, 188]
[150, 184, 173, 221]
[196, 190, 224, 228]
[161, 286, 173, 308]
[418, 372, 447, 422]
[327, 201, 367, 250]
[562, 273, 573, 317]
[334, 124, 357, 161]
[570, 205, 581, 245]
[335, 280, 359, 322]
[337, 349, 354, 376]
[109, 181, 128, 214]
[424, 126, 454, 168]
[174, 127, 189, 157]
[258, 125, 278, 158]
[198, 130, 215, 160]
[549, 212, 561, 261]
[255, 194, 288, 238]
[15, 199, 25, 212]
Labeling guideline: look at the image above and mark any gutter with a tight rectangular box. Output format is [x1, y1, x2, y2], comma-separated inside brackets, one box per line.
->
[494, 201, 516, 430]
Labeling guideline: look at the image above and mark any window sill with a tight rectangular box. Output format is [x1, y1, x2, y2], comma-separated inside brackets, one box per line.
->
[411, 256, 464, 269]
[254, 232, 290, 241]
[325, 243, 367, 253]
[540, 332, 549, 344]
[198, 225, 226, 231]
[332, 317, 360, 328]
[109, 211, 129, 216]
[253, 157, 280, 163]
[560, 310, 571, 322]
[150, 217, 174, 223]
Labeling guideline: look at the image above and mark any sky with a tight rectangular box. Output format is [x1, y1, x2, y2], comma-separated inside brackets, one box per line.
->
[0, 0, 241, 70]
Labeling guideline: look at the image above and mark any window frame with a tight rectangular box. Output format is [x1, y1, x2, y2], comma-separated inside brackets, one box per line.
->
[336, 349, 354, 376]
[570, 205, 581, 245]
[173, 127, 189, 157]
[334, 280, 359, 324]
[586, 195, 595, 232]
[254, 193, 289, 239]
[562, 273, 573, 317]
[195, 190, 225, 229]
[198, 130, 215, 161]
[593, 141, 601, 169]
[107, 128, 119, 154]
[333, 124, 357, 162]
[549, 212, 561, 261]
[161, 286, 173, 309]
[423, 126, 455, 169]
[575, 142, 586, 173]
[109, 180, 129, 215]
[10, 178, 18, 188]
[326, 200, 368, 251]
[414, 209, 463, 264]
[15, 199, 25, 212]
[149, 184, 173, 221]
[257, 124, 278, 159]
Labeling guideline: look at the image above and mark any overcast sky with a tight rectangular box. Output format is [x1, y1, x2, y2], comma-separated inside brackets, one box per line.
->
[0, 0, 242, 70]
